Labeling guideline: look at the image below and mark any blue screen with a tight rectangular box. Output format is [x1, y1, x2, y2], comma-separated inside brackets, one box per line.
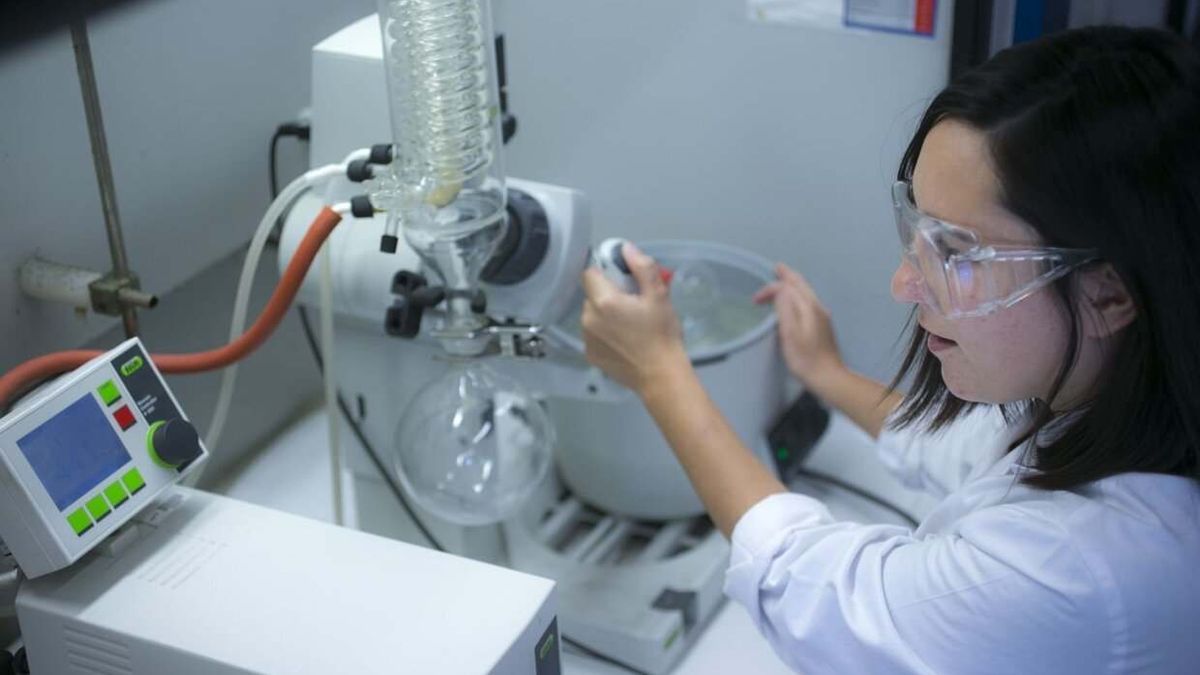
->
[17, 394, 131, 511]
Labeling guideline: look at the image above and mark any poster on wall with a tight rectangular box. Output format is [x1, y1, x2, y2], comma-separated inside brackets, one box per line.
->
[748, 0, 937, 37]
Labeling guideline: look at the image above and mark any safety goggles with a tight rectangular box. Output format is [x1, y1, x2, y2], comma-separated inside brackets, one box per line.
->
[891, 181, 1097, 319]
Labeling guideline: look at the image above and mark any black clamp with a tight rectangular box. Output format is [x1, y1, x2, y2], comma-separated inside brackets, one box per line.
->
[349, 144, 394, 182]
[350, 195, 374, 219]
[385, 271, 446, 338]
[380, 234, 399, 254]
[347, 158, 373, 183]
[369, 143, 395, 164]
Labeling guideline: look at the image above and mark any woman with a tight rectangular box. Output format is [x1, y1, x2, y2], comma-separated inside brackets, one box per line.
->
[581, 26, 1200, 673]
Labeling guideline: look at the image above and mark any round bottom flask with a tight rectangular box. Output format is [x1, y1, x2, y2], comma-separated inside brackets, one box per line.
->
[393, 362, 554, 526]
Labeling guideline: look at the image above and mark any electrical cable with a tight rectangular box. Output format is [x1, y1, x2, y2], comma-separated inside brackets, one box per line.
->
[267, 122, 312, 245]
[269, 122, 310, 208]
[269, 128, 284, 206]
[559, 639, 651, 675]
[0, 207, 343, 411]
[793, 467, 919, 527]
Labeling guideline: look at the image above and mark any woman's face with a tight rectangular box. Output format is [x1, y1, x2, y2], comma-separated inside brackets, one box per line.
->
[890, 121, 1072, 404]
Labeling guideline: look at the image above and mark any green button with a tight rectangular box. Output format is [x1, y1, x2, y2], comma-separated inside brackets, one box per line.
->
[122, 467, 146, 495]
[103, 481, 129, 508]
[119, 355, 144, 377]
[97, 380, 121, 406]
[67, 508, 93, 536]
[85, 494, 111, 521]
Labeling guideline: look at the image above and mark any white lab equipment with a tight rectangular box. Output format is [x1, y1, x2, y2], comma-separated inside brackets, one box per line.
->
[0, 339, 206, 580]
[292, 0, 565, 528]
[0, 339, 561, 674]
[273, 15, 790, 672]
[281, 185, 750, 675]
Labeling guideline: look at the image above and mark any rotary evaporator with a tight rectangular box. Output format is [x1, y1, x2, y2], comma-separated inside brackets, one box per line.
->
[364, 0, 559, 527]
[274, 2, 798, 671]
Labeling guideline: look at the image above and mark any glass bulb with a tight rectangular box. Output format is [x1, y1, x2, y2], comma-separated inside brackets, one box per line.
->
[392, 363, 554, 526]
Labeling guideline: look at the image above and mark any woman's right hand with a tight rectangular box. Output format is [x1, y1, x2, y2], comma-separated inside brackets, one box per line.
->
[753, 264, 846, 390]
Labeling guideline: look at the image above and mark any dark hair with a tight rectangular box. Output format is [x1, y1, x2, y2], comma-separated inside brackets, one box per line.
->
[891, 26, 1200, 490]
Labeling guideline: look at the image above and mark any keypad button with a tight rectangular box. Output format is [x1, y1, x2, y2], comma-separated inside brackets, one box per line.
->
[85, 495, 111, 522]
[113, 405, 136, 431]
[104, 481, 129, 508]
[97, 380, 121, 406]
[122, 467, 146, 495]
[67, 508, 93, 535]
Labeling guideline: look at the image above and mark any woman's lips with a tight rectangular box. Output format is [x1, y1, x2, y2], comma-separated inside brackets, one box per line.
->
[927, 333, 957, 353]
[920, 321, 958, 353]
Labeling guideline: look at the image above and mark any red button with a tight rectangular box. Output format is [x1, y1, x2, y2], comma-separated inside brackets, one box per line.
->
[113, 405, 136, 431]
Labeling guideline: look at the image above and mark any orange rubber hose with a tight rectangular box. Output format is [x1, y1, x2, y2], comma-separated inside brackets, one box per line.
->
[0, 206, 343, 411]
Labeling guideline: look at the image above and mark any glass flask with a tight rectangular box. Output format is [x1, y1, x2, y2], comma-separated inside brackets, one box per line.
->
[392, 362, 554, 525]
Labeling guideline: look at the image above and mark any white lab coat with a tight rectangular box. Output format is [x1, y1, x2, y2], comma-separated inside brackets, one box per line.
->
[724, 408, 1200, 674]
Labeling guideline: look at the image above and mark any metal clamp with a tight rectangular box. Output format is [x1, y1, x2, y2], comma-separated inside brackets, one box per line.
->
[428, 321, 546, 359]
[89, 272, 158, 316]
[486, 322, 546, 359]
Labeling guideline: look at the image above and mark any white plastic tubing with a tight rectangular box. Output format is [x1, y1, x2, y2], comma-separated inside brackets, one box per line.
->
[199, 150, 369, 473]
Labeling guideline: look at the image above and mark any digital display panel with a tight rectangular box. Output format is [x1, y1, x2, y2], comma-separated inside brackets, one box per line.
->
[17, 394, 131, 511]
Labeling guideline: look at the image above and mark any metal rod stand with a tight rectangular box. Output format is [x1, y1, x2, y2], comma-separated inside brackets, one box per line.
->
[70, 18, 140, 337]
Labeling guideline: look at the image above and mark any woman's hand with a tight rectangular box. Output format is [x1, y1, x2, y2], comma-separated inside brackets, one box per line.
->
[753, 264, 846, 389]
[583, 245, 788, 535]
[581, 243, 690, 396]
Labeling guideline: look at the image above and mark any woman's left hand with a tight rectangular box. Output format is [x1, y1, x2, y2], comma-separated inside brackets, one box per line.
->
[580, 243, 690, 396]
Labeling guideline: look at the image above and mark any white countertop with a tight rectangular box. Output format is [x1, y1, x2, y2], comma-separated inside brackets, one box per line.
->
[218, 407, 927, 674]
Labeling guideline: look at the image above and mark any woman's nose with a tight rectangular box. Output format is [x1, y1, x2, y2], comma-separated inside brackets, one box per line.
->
[891, 258, 926, 304]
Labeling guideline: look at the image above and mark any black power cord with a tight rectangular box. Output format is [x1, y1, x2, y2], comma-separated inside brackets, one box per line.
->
[267, 121, 312, 245]
[269, 122, 310, 198]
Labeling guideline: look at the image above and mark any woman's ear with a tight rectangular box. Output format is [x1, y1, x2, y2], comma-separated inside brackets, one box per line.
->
[1077, 263, 1136, 338]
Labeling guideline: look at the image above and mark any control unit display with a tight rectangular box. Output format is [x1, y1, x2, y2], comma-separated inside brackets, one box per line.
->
[0, 338, 207, 578]
[17, 395, 132, 512]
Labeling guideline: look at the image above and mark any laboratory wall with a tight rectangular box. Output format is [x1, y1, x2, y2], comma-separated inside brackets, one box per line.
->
[0, 0, 371, 360]
[0, 2, 371, 478]
[492, 0, 954, 383]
